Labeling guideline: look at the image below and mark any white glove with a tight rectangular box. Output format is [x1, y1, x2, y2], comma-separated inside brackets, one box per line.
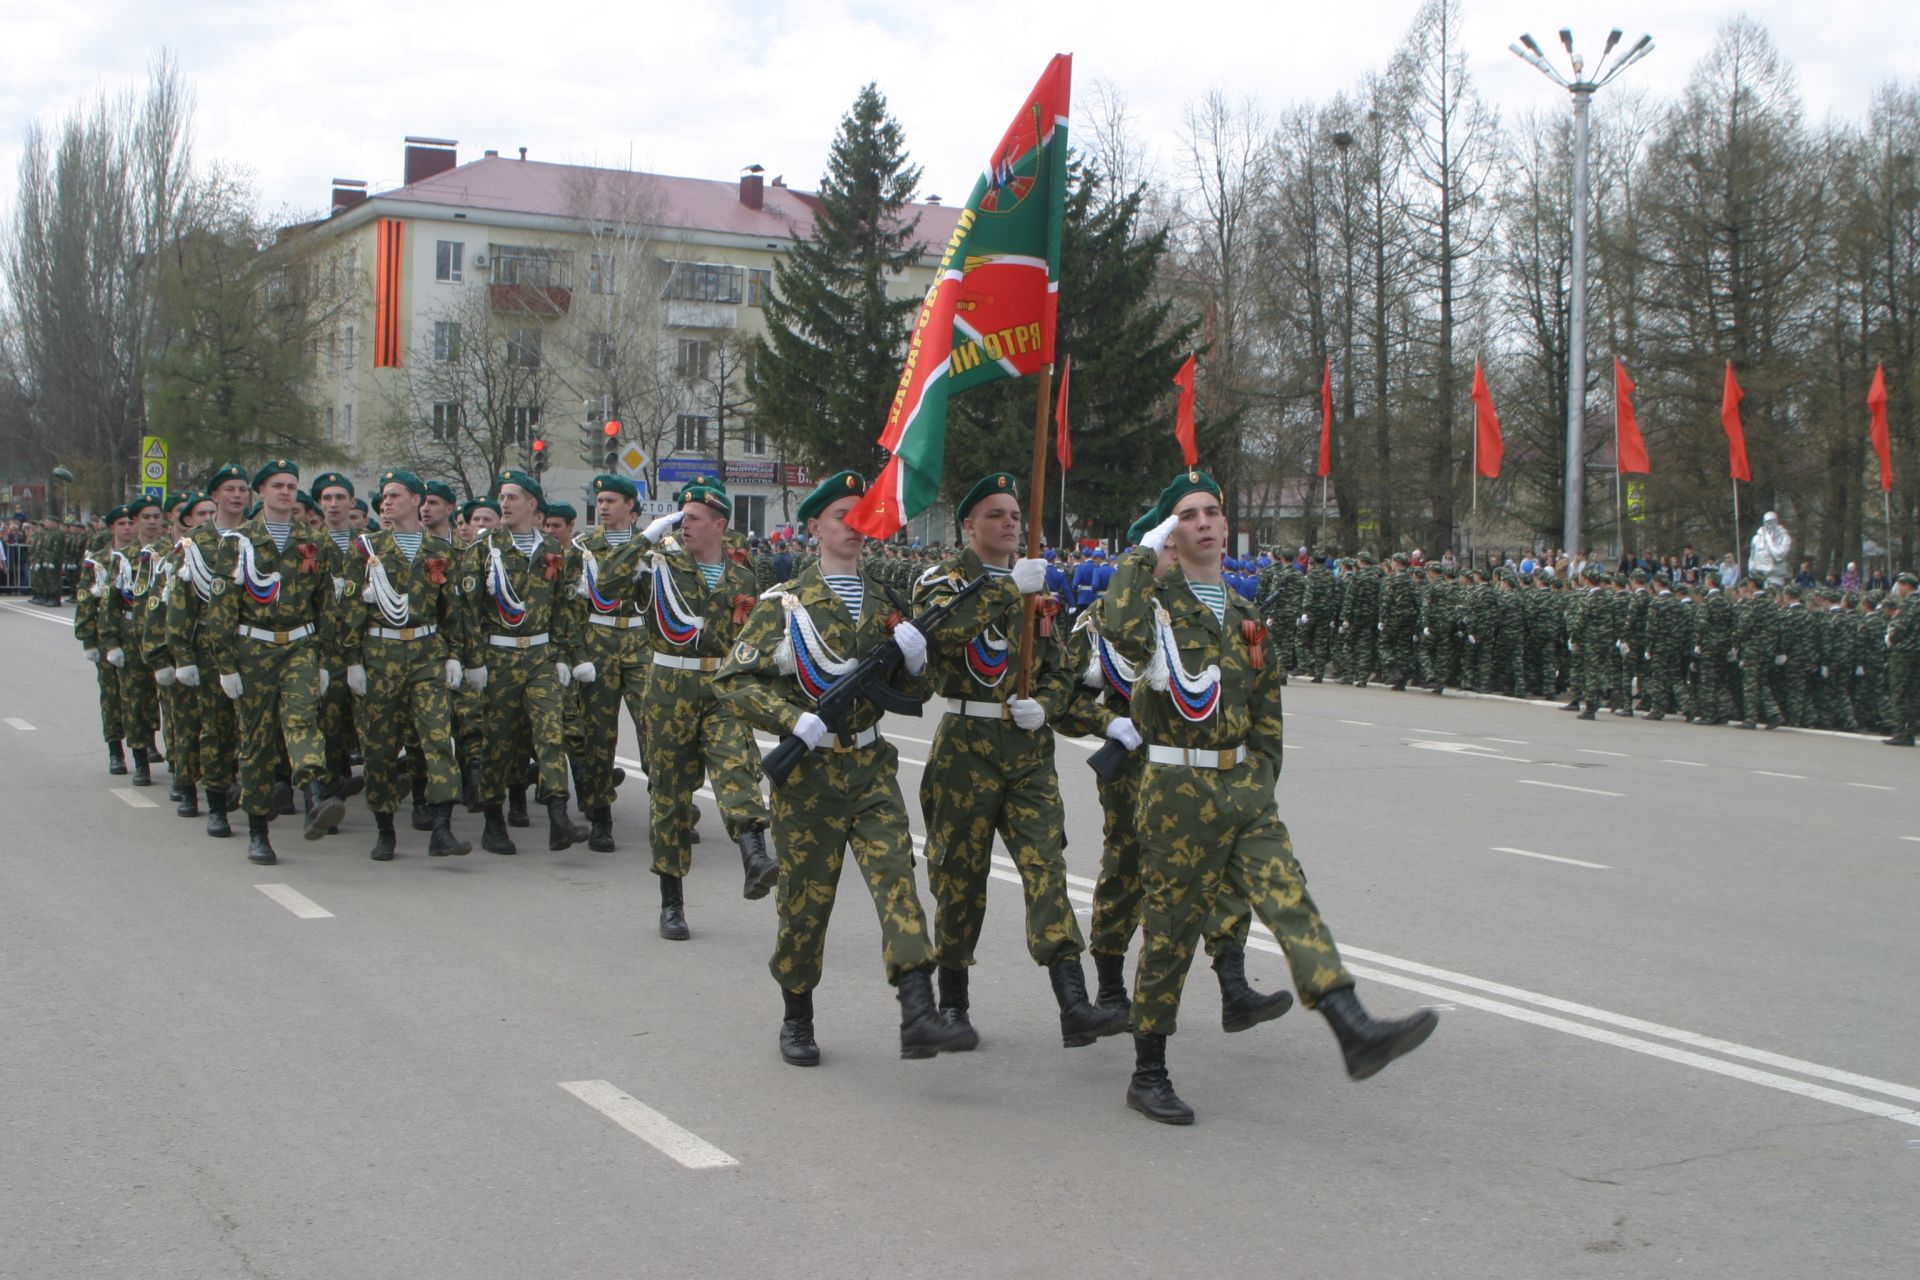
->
[346, 664, 367, 697]
[1009, 697, 1046, 730]
[175, 664, 200, 688]
[792, 711, 828, 750]
[1422, 626, 1432, 639]
[443, 659, 463, 690]
[105, 648, 125, 668]
[1139, 513, 1181, 554]
[641, 512, 683, 542]
[1466, 634, 1477, 646]
[1774, 653, 1787, 667]
[892, 620, 928, 676]
[1727, 649, 1739, 662]
[464, 666, 489, 692]
[1856, 665, 1865, 677]
[1338, 623, 1349, 636]
[1299, 614, 1310, 627]
[1376, 622, 1385, 632]
[1569, 640, 1579, 653]
[1010, 558, 1048, 594]
[1818, 665, 1828, 678]
[1642, 650, 1652, 662]
[1693, 646, 1702, 655]
[1105, 716, 1142, 751]
[572, 662, 598, 684]
[318, 667, 331, 695]
[219, 672, 244, 700]
[82, 647, 100, 664]
[555, 662, 572, 688]
[154, 666, 176, 687]
[1616, 640, 1630, 656]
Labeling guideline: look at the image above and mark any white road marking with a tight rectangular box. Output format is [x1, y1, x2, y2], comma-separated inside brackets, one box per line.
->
[559, 1080, 739, 1170]
[0, 601, 75, 626]
[4, 717, 35, 730]
[112, 789, 158, 809]
[1846, 782, 1895, 792]
[1489, 846, 1611, 870]
[1577, 748, 1629, 758]
[254, 884, 334, 919]
[1410, 728, 1459, 736]
[1408, 739, 1531, 763]
[1518, 779, 1624, 797]
[1484, 737, 1528, 745]
[1661, 759, 1708, 768]
[1902, 837, 1920, 844]
[1753, 770, 1806, 780]
[1339, 719, 1376, 727]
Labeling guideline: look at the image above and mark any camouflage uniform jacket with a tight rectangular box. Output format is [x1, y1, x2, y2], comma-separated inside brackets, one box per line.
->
[631, 529, 760, 666]
[200, 518, 334, 675]
[911, 548, 1072, 720]
[337, 529, 463, 664]
[570, 527, 652, 625]
[457, 526, 581, 669]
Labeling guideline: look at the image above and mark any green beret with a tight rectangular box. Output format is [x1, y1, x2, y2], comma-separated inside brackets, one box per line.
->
[797, 470, 867, 524]
[378, 468, 425, 497]
[542, 501, 577, 523]
[297, 490, 319, 513]
[125, 494, 163, 516]
[956, 472, 1019, 523]
[104, 504, 130, 525]
[163, 491, 193, 514]
[1126, 469, 1223, 543]
[423, 480, 458, 505]
[461, 497, 501, 520]
[204, 463, 249, 491]
[1630, 568, 1648, 582]
[252, 458, 299, 489]
[174, 491, 208, 515]
[352, 498, 371, 514]
[491, 468, 543, 503]
[1897, 572, 1918, 588]
[1358, 548, 1376, 564]
[592, 474, 638, 503]
[1784, 584, 1803, 599]
[311, 471, 354, 499]
[674, 474, 730, 516]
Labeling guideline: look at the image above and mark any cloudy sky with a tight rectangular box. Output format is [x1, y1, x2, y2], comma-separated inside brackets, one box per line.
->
[0, 0, 1910, 220]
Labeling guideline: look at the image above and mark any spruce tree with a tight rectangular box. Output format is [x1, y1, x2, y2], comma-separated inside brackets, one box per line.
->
[751, 84, 924, 474]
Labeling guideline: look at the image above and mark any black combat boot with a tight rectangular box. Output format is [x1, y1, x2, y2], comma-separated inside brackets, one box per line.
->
[410, 775, 433, 831]
[370, 812, 397, 861]
[1319, 986, 1439, 1080]
[1886, 733, 1916, 747]
[481, 805, 516, 855]
[1560, 698, 1581, 710]
[1212, 945, 1294, 1032]
[129, 746, 152, 787]
[273, 779, 295, 816]
[658, 874, 690, 941]
[1092, 951, 1132, 1023]
[246, 813, 277, 866]
[896, 966, 977, 1059]
[546, 797, 587, 851]
[1577, 705, 1597, 720]
[335, 772, 365, 800]
[145, 737, 164, 763]
[1125, 1032, 1194, 1125]
[779, 988, 820, 1067]
[936, 966, 977, 1047]
[169, 780, 183, 803]
[175, 783, 199, 818]
[427, 802, 472, 857]
[585, 806, 614, 852]
[1050, 954, 1129, 1048]
[204, 788, 232, 838]
[507, 786, 530, 828]
[738, 826, 777, 900]
[301, 779, 345, 841]
[106, 741, 127, 775]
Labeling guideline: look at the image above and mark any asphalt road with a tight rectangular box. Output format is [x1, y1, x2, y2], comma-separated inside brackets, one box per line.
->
[2, 597, 1916, 1278]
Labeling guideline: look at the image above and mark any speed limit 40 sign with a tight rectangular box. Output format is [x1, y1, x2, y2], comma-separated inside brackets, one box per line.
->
[140, 436, 169, 489]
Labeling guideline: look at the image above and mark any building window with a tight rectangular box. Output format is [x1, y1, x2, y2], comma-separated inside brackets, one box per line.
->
[491, 244, 570, 288]
[747, 268, 772, 307]
[430, 402, 463, 442]
[663, 261, 744, 303]
[342, 403, 355, 449]
[435, 240, 463, 283]
[507, 327, 542, 369]
[433, 320, 461, 363]
[742, 427, 767, 456]
[675, 414, 710, 453]
[344, 324, 357, 368]
[732, 495, 766, 536]
[587, 332, 613, 371]
[326, 405, 336, 441]
[588, 253, 617, 295]
[509, 405, 541, 448]
[675, 338, 711, 379]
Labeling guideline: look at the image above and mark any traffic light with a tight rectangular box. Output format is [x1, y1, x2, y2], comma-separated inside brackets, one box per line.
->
[530, 436, 547, 476]
[602, 419, 622, 471]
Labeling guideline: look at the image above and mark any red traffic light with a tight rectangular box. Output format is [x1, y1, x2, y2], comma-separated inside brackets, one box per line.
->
[603, 420, 622, 437]
[531, 438, 546, 452]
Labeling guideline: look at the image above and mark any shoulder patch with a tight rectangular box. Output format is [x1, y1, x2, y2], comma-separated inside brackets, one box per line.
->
[462, 575, 477, 593]
[212, 578, 227, 595]
[732, 640, 759, 666]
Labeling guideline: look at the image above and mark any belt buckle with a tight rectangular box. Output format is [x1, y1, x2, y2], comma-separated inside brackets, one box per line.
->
[516, 636, 530, 649]
[275, 629, 290, 644]
[1216, 749, 1233, 770]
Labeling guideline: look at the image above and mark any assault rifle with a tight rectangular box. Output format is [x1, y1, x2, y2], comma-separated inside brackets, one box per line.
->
[761, 573, 989, 787]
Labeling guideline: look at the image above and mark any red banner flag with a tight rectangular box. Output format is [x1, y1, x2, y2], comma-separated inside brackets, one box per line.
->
[1868, 363, 1892, 492]
[1615, 357, 1648, 474]
[1317, 357, 1333, 478]
[1054, 354, 1072, 472]
[1721, 361, 1751, 483]
[1172, 354, 1198, 466]
[1471, 360, 1502, 479]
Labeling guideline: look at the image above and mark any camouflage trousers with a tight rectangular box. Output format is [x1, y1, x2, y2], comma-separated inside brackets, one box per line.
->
[478, 644, 569, 806]
[91, 656, 124, 743]
[1889, 652, 1918, 738]
[922, 715, 1082, 969]
[231, 638, 327, 817]
[356, 637, 459, 814]
[1342, 623, 1379, 684]
[1578, 643, 1615, 710]
[1089, 748, 1248, 960]
[769, 736, 934, 992]
[1133, 759, 1350, 1037]
[1774, 661, 1813, 726]
[1643, 644, 1687, 716]
[1298, 617, 1335, 675]
[1379, 630, 1417, 687]
[162, 681, 204, 785]
[1855, 656, 1894, 732]
[1696, 656, 1738, 723]
[642, 663, 767, 877]
[193, 664, 240, 793]
[1813, 669, 1858, 732]
[1740, 659, 1781, 724]
[573, 621, 650, 811]
[318, 672, 358, 780]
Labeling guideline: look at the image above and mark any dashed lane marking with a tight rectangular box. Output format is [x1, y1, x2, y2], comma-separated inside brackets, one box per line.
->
[1576, 748, 1629, 758]
[1517, 779, 1624, 797]
[1339, 719, 1376, 727]
[559, 1080, 739, 1170]
[1661, 759, 1707, 767]
[0, 602, 75, 626]
[112, 789, 158, 809]
[1846, 782, 1895, 792]
[254, 884, 334, 919]
[1753, 770, 1807, 780]
[1489, 846, 1611, 870]
[1484, 737, 1528, 745]
[4, 717, 35, 730]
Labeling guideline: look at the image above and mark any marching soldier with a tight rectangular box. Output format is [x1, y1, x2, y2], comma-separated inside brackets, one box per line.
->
[1886, 573, 1919, 747]
[1106, 471, 1437, 1124]
[311, 472, 364, 802]
[569, 476, 653, 853]
[716, 471, 976, 1065]
[76, 505, 135, 776]
[148, 493, 214, 817]
[168, 464, 254, 838]
[912, 472, 1125, 1051]
[98, 495, 170, 786]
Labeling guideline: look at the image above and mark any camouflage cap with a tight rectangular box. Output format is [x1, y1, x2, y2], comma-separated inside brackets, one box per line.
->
[1897, 572, 1918, 587]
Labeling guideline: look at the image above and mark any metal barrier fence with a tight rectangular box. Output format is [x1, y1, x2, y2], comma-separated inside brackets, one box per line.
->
[0, 536, 27, 594]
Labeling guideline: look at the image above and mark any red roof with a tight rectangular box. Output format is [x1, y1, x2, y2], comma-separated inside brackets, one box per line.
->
[367, 154, 963, 248]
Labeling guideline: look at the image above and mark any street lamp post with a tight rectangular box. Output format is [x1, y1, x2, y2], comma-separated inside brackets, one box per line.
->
[1511, 27, 1653, 560]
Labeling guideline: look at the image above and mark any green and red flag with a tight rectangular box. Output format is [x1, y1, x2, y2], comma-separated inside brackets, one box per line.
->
[847, 53, 1072, 539]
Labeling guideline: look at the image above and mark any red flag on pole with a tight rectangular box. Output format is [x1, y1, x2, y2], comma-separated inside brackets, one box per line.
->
[1471, 360, 1503, 479]
[1721, 361, 1751, 482]
[1054, 354, 1072, 472]
[1172, 354, 1198, 466]
[1317, 357, 1333, 478]
[1615, 357, 1649, 474]
[1868, 363, 1893, 492]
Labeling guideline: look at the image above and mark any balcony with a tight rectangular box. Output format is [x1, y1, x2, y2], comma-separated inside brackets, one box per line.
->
[490, 283, 572, 317]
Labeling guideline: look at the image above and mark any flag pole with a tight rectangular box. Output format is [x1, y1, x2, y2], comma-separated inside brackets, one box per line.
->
[1017, 363, 1056, 699]
[1731, 478, 1740, 569]
[1887, 489, 1896, 580]
[1058, 466, 1067, 554]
